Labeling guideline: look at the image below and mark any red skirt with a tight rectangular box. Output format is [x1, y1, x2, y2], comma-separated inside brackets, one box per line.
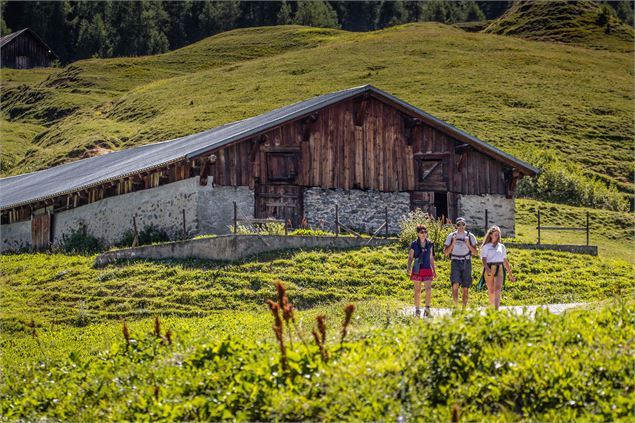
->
[410, 268, 434, 282]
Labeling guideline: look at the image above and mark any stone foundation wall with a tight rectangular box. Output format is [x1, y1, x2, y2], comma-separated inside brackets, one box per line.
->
[52, 178, 201, 247]
[0, 219, 31, 251]
[1, 178, 256, 252]
[457, 194, 515, 236]
[303, 188, 410, 234]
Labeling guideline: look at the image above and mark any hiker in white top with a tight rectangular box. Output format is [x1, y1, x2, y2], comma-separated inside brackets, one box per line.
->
[480, 225, 515, 310]
[443, 217, 478, 308]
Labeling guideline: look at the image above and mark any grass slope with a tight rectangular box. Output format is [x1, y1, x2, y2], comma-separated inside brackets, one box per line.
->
[483, 0, 634, 52]
[1, 24, 633, 196]
[515, 198, 634, 262]
[1, 297, 632, 421]
[1, 244, 632, 331]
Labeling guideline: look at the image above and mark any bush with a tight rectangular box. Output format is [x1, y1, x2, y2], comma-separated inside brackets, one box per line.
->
[117, 225, 171, 247]
[399, 209, 453, 257]
[60, 224, 103, 254]
[516, 149, 629, 212]
[230, 221, 286, 235]
[289, 228, 337, 237]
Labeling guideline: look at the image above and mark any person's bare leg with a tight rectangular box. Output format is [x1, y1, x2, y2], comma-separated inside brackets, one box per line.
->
[462, 287, 469, 308]
[424, 281, 432, 308]
[494, 273, 503, 310]
[485, 273, 495, 308]
[414, 280, 422, 311]
[451, 283, 459, 306]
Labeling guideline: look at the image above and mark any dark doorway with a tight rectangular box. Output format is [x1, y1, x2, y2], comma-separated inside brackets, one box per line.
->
[434, 192, 448, 221]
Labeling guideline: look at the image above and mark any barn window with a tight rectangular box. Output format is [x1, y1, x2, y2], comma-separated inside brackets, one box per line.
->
[418, 160, 442, 182]
[266, 152, 298, 182]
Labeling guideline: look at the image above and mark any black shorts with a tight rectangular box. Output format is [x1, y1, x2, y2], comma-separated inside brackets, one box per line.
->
[450, 259, 473, 288]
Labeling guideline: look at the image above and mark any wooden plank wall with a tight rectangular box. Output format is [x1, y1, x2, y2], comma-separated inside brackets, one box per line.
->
[190, 96, 509, 196]
[0, 32, 53, 68]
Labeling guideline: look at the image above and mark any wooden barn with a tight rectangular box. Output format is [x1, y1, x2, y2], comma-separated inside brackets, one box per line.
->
[0, 28, 58, 69]
[0, 85, 538, 251]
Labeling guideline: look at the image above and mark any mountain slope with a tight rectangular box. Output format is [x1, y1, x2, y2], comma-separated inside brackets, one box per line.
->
[483, 0, 634, 52]
[1, 23, 633, 197]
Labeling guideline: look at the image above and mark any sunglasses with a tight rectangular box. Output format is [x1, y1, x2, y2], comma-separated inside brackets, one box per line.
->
[418, 230, 427, 233]
[456, 223, 465, 226]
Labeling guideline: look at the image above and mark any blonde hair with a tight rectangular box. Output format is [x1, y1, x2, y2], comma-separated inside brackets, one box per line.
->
[482, 225, 502, 247]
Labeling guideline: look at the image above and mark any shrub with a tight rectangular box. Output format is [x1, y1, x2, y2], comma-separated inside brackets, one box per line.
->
[230, 221, 286, 235]
[60, 224, 103, 254]
[289, 229, 337, 237]
[516, 148, 629, 212]
[399, 209, 453, 256]
[117, 225, 171, 247]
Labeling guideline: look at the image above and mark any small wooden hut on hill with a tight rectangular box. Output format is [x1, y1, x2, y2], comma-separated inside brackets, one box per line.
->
[0, 28, 58, 69]
[0, 85, 538, 251]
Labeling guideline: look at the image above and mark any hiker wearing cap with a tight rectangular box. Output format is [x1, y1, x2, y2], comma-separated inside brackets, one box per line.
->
[407, 224, 437, 317]
[443, 217, 478, 308]
[480, 225, 515, 310]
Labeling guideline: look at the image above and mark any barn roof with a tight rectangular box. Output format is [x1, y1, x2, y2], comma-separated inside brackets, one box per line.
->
[0, 28, 59, 59]
[0, 85, 538, 210]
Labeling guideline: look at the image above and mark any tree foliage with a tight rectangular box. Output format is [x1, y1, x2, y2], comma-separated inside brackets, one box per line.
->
[2, 0, 494, 64]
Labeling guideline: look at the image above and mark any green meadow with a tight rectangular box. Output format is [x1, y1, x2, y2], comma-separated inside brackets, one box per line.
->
[1, 243, 633, 421]
[1, 8, 634, 420]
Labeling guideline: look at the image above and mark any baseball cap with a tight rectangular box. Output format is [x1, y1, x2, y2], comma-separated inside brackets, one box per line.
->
[455, 217, 466, 225]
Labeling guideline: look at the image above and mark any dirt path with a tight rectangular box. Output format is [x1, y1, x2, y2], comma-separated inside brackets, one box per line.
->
[405, 303, 588, 318]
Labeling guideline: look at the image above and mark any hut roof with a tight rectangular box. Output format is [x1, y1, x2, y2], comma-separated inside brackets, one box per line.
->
[0, 85, 538, 210]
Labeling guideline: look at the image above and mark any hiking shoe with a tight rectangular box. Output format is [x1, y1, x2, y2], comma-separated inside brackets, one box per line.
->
[423, 307, 431, 317]
[415, 308, 421, 317]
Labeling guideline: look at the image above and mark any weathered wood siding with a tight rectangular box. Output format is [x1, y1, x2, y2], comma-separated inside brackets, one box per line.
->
[205, 95, 509, 195]
[1, 31, 54, 69]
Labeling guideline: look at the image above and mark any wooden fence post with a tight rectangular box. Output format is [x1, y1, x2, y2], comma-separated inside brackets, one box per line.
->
[132, 214, 139, 247]
[233, 201, 237, 235]
[182, 209, 186, 239]
[586, 211, 590, 246]
[537, 208, 541, 244]
[335, 204, 339, 237]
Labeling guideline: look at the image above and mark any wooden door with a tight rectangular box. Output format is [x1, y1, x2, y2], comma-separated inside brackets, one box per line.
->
[410, 192, 436, 216]
[255, 185, 304, 226]
[31, 213, 51, 251]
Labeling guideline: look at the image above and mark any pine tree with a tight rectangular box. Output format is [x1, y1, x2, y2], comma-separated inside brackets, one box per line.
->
[616, 0, 634, 26]
[294, 1, 339, 28]
[277, 1, 293, 25]
[164, 0, 193, 50]
[0, 1, 11, 36]
[463, 0, 485, 22]
[197, 0, 240, 41]
[76, 13, 108, 59]
[378, 0, 410, 28]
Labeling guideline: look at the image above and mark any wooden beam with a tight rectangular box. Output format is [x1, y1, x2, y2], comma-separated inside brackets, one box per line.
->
[301, 112, 319, 142]
[353, 96, 369, 126]
[414, 152, 450, 159]
[199, 157, 210, 186]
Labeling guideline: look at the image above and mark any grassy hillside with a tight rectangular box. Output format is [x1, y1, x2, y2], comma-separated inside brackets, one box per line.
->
[483, 0, 634, 52]
[515, 198, 634, 262]
[1, 23, 633, 196]
[2, 300, 633, 421]
[1, 244, 633, 420]
[1, 244, 632, 330]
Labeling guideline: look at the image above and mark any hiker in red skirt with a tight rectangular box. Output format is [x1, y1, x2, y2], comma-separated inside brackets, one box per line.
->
[407, 224, 437, 317]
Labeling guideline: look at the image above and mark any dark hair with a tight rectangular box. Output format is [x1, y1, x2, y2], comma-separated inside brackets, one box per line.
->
[415, 224, 427, 249]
